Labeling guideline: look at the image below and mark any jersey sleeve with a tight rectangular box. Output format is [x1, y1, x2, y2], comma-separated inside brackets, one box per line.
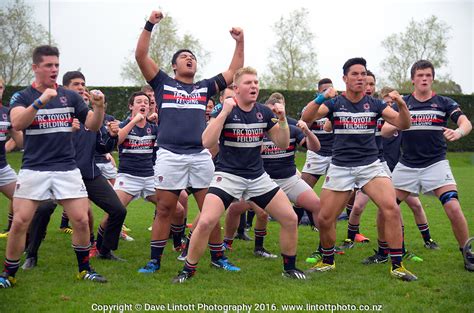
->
[201, 75, 219, 98]
[375, 98, 388, 117]
[444, 96, 461, 118]
[147, 70, 170, 90]
[9, 91, 29, 110]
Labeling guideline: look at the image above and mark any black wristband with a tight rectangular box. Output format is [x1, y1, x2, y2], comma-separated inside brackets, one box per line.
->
[144, 21, 155, 32]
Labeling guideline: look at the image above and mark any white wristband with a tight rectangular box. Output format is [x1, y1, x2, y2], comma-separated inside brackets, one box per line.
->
[455, 128, 465, 137]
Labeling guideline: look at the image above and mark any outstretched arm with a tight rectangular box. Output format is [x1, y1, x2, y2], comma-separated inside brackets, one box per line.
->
[219, 28, 244, 88]
[135, 10, 164, 82]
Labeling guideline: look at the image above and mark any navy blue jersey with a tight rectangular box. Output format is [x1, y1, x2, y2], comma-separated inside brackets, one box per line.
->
[400, 94, 460, 168]
[287, 116, 298, 126]
[309, 118, 334, 157]
[148, 70, 218, 154]
[375, 117, 385, 162]
[94, 114, 117, 164]
[383, 132, 402, 172]
[211, 102, 277, 179]
[73, 123, 118, 180]
[9, 85, 89, 171]
[0, 106, 11, 168]
[325, 95, 387, 167]
[262, 125, 305, 179]
[382, 103, 400, 171]
[118, 118, 158, 177]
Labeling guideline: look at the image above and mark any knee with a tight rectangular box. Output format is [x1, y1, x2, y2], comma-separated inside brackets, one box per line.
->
[71, 215, 89, 231]
[317, 211, 334, 229]
[195, 217, 217, 233]
[111, 206, 127, 221]
[11, 215, 31, 232]
[156, 202, 174, 219]
[173, 205, 185, 220]
[280, 210, 298, 229]
[381, 203, 400, 220]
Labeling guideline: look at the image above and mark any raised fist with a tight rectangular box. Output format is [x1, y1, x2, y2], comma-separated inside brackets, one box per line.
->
[89, 90, 105, 109]
[296, 120, 310, 132]
[132, 113, 145, 123]
[39, 88, 58, 106]
[222, 97, 237, 115]
[323, 87, 338, 99]
[272, 102, 286, 120]
[107, 120, 120, 136]
[149, 10, 164, 24]
[229, 27, 244, 42]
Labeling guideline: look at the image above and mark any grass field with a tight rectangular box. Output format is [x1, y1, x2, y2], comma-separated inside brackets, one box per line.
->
[0, 151, 473, 313]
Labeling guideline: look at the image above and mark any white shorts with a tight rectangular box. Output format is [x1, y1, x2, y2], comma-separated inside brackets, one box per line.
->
[323, 160, 390, 192]
[0, 165, 17, 187]
[392, 160, 456, 196]
[380, 161, 392, 177]
[302, 151, 332, 176]
[96, 162, 117, 180]
[114, 173, 155, 200]
[210, 171, 278, 201]
[14, 168, 88, 201]
[154, 148, 214, 190]
[273, 174, 312, 203]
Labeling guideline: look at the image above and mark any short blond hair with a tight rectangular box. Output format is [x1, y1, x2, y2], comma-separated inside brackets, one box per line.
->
[380, 86, 395, 99]
[233, 67, 257, 85]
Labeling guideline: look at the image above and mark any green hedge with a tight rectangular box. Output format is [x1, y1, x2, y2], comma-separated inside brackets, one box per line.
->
[3, 86, 473, 151]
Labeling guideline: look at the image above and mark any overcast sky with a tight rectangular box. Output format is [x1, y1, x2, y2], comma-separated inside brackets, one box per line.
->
[20, 0, 474, 93]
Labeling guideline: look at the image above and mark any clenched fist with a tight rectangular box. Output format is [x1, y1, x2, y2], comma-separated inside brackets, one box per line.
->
[149, 10, 164, 24]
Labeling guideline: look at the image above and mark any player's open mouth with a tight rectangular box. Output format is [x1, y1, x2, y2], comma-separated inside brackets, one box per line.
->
[186, 61, 193, 68]
[140, 108, 146, 113]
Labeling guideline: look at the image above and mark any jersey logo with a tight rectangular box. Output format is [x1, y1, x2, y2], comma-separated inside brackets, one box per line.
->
[431, 103, 438, 108]
[146, 127, 151, 134]
[363, 103, 370, 110]
[232, 114, 241, 121]
[216, 176, 222, 183]
[119, 181, 124, 186]
[158, 176, 163, 182]
[2, 114, 6, 120]
[60, 96, 68, 106]
[256, 112, 263, 121]
[16, 183, 21, 190]
[325, 176, 330, 183]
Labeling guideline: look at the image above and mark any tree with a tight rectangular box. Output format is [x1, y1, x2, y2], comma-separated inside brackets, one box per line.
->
[121, 15, 209, 86]
[380, 15, 451, 89]
[261, 8, 319, 90]
[0, 0, 51, 85]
